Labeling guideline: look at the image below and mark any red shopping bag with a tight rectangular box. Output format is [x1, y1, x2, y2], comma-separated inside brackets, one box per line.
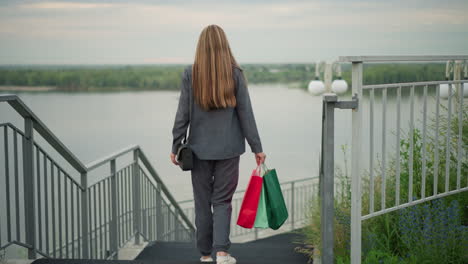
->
[236, 168, 263, 228]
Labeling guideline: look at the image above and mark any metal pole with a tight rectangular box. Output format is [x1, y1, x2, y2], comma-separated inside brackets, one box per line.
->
[350, 61, 363, 264]
[133, 149, 141, 245]
[454, 61, 463, 189]
[110, 159, 118, 259]
[80, 172, 89, 259]
[156, 184, 163, 241]
[174, 210, 180, 241]
[291, 182, 295, 230]
[23, 117, 36, 259]
[321, 94, 336, 263]
[319, 93, 358, 263]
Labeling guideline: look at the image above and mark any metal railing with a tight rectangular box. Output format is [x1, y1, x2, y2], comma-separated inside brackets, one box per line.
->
[337, 56, 468, 264]
[178, 176, 328, 241]
[0, 94, 195, 260]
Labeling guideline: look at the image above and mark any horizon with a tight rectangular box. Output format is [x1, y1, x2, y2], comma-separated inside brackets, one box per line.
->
[0, 59, 453, 67]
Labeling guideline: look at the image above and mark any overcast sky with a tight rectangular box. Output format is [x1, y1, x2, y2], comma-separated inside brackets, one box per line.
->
[1, 0, 467, 64]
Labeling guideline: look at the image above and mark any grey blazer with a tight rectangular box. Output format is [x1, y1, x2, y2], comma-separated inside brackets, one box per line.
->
[171, 65, 263, 160]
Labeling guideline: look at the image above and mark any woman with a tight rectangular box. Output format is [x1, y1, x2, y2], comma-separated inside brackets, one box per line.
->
[170, 24, 266, 264]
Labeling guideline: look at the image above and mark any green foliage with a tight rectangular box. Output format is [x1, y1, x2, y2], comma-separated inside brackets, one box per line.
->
[0, 63, 446, 91]
[0, 65, 186, 91]
[363, 250, 402, 264]
[362, 63, 446, 85]
[398, 199, 468, 264]
[299, 146, 352, 261]
[242, 64, 316, 85]
[360, 125, 468, 263]
[300, 96, 468, 263]
[0, 64, 316, 91]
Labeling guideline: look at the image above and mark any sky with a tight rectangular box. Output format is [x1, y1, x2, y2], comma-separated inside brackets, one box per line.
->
[0, 0, 467, 64]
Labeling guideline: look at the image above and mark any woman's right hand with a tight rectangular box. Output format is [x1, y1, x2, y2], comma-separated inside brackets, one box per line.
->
[255, 152, 266, 165]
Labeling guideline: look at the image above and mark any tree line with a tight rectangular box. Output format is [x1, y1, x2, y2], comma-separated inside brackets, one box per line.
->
[0, 63, 446, 91]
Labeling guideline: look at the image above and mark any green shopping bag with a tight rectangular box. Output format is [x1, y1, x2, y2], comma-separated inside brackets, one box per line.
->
[254, 184, 269, 228]
[262, 165, 288, 230]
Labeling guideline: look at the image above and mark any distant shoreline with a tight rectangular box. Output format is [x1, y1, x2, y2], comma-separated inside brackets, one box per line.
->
[0, 82, 305, 93]
[0, 86, 57, 92]
[0, 85, 171, 92]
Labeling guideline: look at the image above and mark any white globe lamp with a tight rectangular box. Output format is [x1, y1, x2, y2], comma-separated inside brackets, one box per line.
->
[308, 79, 325, 95]
[440, 83, 456, 99]
[331, 79, 348, 94]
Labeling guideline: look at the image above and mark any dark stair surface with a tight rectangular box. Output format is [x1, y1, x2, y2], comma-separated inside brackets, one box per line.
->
[32, 229, 310, 264]
[135, 229, 309, 264]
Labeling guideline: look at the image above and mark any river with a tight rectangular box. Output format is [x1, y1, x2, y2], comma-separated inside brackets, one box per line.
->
[0, 83, 439, 202]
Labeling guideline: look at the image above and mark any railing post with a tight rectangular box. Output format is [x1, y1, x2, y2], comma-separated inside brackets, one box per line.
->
[321, 94, 337, 263]
[175, 210, 180, 241]
[320, 93, 359, 264]
[23, 117, 36, 259]
[80, 172, 89, 259]
[133, 149, 141, 245]
[156, 184, 163, 241]
[291, 182, 295, 230]
[350, 61, 363, 264]
[110, 159, 119, 259]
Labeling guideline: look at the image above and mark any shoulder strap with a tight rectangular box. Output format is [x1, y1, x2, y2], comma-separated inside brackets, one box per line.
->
[183, 69, 193, 144]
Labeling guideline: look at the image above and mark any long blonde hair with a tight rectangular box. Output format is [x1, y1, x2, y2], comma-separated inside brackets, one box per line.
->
[192, 24, 239, 111]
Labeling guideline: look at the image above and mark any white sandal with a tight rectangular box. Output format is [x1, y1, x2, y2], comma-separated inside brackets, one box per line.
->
[200, 256, 214, 262]
[216, 254, 237, 264]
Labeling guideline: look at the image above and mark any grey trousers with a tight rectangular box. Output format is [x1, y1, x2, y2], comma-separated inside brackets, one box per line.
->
[191, 154, 240, 256]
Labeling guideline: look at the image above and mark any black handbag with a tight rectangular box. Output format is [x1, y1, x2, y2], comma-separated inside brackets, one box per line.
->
[176, 139, 193, 171]
[176, 85, 194, 171]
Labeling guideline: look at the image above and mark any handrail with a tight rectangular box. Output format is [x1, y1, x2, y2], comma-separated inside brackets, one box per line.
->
[339, 55, 468, 63]
[86, 144, 139, 171]
[1, 94, 87, 173]
[85, 141, 196, 231]
[83, 141, 195, 231]
[280, 176, 318, 186]
[1, 94, 193, 227]
[177, 176, 318, 205]
[363, 79, 468, 90]
[1, 93, 196, 258]
[0, 122, 85, 191]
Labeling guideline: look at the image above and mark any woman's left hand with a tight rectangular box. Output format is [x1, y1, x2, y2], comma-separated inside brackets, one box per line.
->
[170, 153, 179, 165]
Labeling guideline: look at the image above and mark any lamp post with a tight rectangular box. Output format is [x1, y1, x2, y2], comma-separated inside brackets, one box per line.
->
[308, 61, 326, 95]
[308, 61, 348, 96]
[439, 60, 467, 99]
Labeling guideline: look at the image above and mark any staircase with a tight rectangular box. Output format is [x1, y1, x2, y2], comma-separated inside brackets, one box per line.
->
[0, 94, 194, 261]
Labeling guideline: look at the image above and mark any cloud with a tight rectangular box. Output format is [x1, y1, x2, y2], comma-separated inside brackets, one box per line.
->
[6, 1, 468, 33]
[0, 0, 467, 64]
[18, 1, 115, 9]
